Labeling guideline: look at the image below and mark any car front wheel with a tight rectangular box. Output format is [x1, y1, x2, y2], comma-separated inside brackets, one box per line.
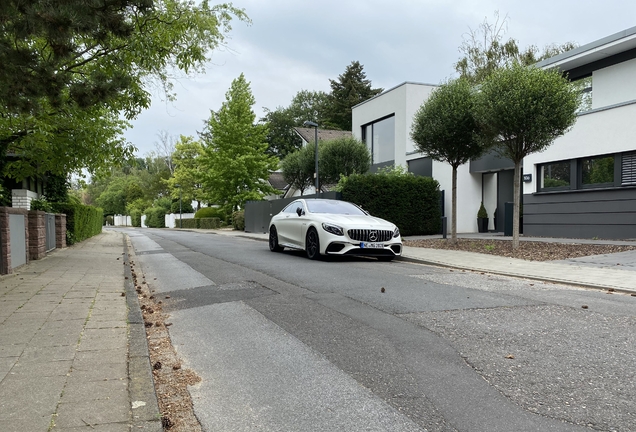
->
[269, 226, 283, 252]
[305, 227, 321, 260]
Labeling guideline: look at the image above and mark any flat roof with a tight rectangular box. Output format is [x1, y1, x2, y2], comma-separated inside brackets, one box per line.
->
[352, 81, 438, 109]
[536, 26, 636, 73]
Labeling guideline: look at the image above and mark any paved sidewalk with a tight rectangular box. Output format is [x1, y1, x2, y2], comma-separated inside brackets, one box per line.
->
[205, 229, 636, 293]
[0, 231, 160, 432]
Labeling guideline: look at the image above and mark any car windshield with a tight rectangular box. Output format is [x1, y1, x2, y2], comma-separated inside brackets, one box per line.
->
[306, 200, 366, 215]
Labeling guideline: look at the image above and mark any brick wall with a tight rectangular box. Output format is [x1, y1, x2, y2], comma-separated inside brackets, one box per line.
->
[28, 210, 46, 260]
[55, 214, 67, 249]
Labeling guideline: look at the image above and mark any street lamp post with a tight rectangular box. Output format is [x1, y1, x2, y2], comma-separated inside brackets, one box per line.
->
[303, 121, 319, 194]
[175, 184, 182, 228]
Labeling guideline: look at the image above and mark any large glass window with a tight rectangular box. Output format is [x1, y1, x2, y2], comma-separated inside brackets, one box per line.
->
[362, 115, 395, 164]
[541, 161, 570, 189]
[582, 155, 614, 186]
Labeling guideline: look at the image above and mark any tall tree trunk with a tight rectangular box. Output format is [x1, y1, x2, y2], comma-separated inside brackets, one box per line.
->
[512, 161, 521, 249]
[451, 165, 458, 244]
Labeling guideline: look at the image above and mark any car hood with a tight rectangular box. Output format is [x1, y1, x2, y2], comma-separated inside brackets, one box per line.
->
[318, 214, 396, 229]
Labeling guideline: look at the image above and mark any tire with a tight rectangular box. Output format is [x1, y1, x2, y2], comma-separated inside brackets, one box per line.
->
[305, 227, 321, 260]
[269, 226, 283, 252]
[377, 256, 394, 262]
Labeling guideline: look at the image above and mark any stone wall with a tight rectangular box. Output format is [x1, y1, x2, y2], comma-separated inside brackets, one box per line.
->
[0, 208, 69, 275]
[28, 210, 46, 260]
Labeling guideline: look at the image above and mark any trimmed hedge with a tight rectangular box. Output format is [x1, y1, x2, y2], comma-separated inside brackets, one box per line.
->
[144, 207, 165, 228]
[340, 173, 441, 236]
[232, 210, 245, 231]
[51, 202, 103, 244]
[130, 209, 142, 227]
[195, 206, 228, 222]
[180, 217, 221, 229]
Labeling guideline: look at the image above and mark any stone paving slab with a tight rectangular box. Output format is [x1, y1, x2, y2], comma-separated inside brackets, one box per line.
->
[0, 231, 161, 432]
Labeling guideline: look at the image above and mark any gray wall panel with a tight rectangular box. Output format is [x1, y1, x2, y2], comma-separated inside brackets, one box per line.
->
[470, 150, 515, 173]
[523, 187, 636, 239]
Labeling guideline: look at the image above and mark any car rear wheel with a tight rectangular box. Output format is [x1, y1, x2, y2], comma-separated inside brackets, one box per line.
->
[269, 226, 283, 252]
[305, 227, 321, 260]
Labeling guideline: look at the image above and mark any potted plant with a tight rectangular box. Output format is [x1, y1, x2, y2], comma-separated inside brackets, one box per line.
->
[477, 202, 489, 233]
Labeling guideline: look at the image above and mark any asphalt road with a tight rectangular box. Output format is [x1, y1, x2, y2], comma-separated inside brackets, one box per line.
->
[120, 228, 636, 432]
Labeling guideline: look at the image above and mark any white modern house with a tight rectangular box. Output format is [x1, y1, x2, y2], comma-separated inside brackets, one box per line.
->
[351, 27, 636, 239]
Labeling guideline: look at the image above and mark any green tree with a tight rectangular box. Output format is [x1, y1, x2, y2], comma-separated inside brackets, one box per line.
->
[262, 90, 332, 159]
[167, 136, 205, 210]
[280, 146, 315, 196]
[455, 12, 577, 84]
[200, 74, 279, 212]
[319, 137, 371, 185]
[328, 61, 383, 130]
[475, 63, 580, 248]
[0, 0, 248, 180]
[411, 78, 489, 243]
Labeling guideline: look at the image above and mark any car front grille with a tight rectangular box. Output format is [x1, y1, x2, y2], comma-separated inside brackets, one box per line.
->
[347, 229, 393, 242]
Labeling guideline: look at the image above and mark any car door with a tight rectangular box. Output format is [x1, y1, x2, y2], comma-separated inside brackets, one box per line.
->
[276, 201, 304, 247]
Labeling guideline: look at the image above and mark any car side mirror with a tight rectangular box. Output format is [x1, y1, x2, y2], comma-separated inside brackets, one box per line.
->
[296, 207, 304, 217]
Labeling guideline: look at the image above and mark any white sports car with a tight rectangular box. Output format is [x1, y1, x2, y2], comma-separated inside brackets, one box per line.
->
[268, 198, 402, 261]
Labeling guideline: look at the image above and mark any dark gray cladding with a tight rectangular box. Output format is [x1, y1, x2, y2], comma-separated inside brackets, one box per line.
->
[523, 187, 636, 239]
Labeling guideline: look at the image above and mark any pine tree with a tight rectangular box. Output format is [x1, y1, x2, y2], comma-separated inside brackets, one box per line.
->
[200, 74, 279, 212]
[328, 61, 383, 130]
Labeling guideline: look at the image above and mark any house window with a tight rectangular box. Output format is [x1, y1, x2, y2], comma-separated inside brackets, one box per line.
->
[362, 115, 395, 165]
[581, 155, 614, 186]
[540, 161, 570, 189]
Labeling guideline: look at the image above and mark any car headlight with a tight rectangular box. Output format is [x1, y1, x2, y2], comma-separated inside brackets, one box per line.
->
[322, 223, 344, 236]
[393, 227, 400, 238]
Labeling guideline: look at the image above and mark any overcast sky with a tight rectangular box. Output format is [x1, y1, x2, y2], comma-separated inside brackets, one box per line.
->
[125, 0, 636, 156]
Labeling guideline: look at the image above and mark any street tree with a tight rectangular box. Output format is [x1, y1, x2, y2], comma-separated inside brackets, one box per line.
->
[280, 146, 315, 196]
[200, 74, 279, 212]
[319, 137, 371, 185]
[328, 61, 383, 130]
[411, 78, 489, 243]
[167, 136, 205, 210]
[475, 63, 580, 248]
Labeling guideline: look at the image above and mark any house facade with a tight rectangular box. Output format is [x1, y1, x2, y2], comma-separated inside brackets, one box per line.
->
[351, 28, 636, 239]
[523, 27, 636, 239]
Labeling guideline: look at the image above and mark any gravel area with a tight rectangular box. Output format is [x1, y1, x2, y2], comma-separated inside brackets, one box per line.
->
[401, 305, 636, 431]
[404, 238, 636, 261]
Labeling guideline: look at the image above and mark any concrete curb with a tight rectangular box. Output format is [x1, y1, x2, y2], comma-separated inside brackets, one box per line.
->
[124, 234, 163, 431]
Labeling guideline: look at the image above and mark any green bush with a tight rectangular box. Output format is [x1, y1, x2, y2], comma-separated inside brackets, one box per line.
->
[178, 217, 222, 229]
[339, 171, 441, 236]
[105, 215, 114, 226]
[144, 207, 166, 228]
[195, 206, 227, 220]
[478, 202, 488, 218]
[171, 200, 194, 214]
[51, 202, 103, 244]
[232, 210, 245, 231]
[130, 209, 142, 227]
[30, 198, 53, 212]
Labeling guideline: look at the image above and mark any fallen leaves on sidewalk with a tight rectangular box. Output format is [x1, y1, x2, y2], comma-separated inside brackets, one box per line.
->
[404, 239, 636, 262]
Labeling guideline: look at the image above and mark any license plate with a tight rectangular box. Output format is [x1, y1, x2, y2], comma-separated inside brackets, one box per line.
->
[361, 242, 384, 249]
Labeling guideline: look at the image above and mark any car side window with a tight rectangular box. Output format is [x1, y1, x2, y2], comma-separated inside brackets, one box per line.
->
[282, 201, 300, 213]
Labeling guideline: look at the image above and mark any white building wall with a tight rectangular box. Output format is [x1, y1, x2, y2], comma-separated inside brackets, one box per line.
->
[11, 189, 39, 209]
[523, 101, 636, 194]
[113, 215, 132, 226]
[592, 58, 636, 109]
[432, 162, 483, 233]
[352, 82, 436, 169]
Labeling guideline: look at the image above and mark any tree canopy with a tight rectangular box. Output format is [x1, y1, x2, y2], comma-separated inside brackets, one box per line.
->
[200, 74, 279, 212]
[319, 137, 371, 185]
[411, 78, 489, 243]
[328, 61, 383, 130]
[455, 12, 576, 84]
[0, 0, 248, 180]
[166, 136, 205, 210]
[475, 62, 580, 247]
